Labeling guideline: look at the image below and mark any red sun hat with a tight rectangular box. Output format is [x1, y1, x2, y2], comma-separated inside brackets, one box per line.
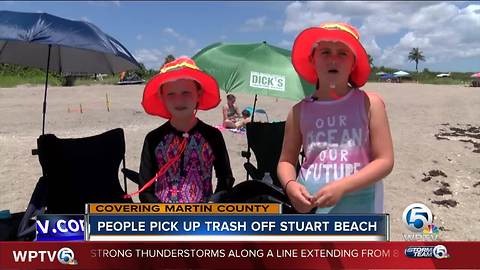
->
[142, 56, 221, 118]
[292, 22, 371, 88]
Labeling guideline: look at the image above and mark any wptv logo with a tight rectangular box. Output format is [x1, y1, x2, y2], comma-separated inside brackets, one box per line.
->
[402, 203, 439, 241]
[12, 247, 78, 265]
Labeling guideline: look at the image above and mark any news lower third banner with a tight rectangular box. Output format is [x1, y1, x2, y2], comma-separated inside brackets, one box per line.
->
[1, 242, 479, 269]
[87, 203, 282, 214]
[33, 204, 389, 242]
[86, 214, 388, 241]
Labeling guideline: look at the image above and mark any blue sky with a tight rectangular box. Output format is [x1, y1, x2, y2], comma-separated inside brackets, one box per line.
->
[2, 1, 480, 72]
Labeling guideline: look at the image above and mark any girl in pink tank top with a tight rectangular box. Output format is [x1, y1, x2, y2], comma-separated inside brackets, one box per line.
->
[278, 22, 394, 214]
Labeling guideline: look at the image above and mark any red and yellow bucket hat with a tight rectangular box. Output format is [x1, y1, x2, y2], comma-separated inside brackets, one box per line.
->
[142, 56, 220, 118]
[292, 22, 371, 88]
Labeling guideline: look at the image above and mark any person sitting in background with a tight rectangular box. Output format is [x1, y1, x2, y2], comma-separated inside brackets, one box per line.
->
[222, 94, 241, 128]
[234, 109, 252, 129]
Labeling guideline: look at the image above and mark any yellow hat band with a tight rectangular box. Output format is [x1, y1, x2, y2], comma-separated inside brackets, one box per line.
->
[321, 23, 359, 40]
[160, 62, 200, 74]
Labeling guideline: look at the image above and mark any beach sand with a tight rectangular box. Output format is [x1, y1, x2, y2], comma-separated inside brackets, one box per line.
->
[1, 82, 479, 240]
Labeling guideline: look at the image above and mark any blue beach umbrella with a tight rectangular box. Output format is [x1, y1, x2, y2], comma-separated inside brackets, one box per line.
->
[0, 10, 141, 134]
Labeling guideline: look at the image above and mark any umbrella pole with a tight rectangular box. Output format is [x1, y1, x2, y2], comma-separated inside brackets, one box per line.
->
[251, 94, 258, 123]
[41, 44, 52, 135]
[246, 94, 258, 181]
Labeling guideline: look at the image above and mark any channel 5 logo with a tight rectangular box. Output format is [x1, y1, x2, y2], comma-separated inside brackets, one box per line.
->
[57, 247, 78, 265]
[12, 247, 77, 265]
[402, 203, 433, 232]
[405, 245, 450, 259]
[402, 203, 438, 241]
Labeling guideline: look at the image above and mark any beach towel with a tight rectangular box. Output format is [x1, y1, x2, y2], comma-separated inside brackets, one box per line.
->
[214, 125, 246, 135]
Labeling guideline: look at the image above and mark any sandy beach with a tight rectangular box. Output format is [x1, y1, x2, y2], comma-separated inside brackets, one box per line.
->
[1, 82, 479, 241]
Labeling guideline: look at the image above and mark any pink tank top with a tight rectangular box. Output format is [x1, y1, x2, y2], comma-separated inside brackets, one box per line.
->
[298, 88, 383, 213]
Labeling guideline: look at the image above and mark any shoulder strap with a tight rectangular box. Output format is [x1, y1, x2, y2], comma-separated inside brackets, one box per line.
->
[359, 89, 371, 121]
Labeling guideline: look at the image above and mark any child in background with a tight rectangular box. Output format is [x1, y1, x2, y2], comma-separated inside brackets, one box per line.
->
[126, 57, 235, 203]
[234, 109, 252, 129]
[278, 22, 394, 213]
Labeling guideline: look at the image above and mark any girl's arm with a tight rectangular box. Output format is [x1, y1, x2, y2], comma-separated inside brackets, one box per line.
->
[234, 105, 241, 118]
[232, 104, 242, 118]
[277, 104, 313, 213]
[222, 105, 229, 121]
[312, 93, 394, 207]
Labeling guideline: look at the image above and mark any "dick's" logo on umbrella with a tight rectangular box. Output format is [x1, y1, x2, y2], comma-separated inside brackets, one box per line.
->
[250, 71, 286, 92]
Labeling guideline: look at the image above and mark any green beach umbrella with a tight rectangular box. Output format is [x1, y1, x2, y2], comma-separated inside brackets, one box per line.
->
[192, 41, 315, 116]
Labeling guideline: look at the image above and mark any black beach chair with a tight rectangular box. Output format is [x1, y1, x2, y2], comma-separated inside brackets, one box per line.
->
[16, 128, 136, 239]
[226, 122, 302, 213]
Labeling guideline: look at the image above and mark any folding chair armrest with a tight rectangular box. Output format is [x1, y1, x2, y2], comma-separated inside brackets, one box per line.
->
[250, 183, 297, 214]
[17, 203, 45, 240]
[243, 162, 264, 180]
[209, 190, 229, 203]
[241, 150, 251, 159]
[17, 176, 48, 240]
[121, 168, 139, 184]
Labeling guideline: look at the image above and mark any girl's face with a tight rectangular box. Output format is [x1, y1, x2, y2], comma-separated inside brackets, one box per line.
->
[160, 79, 201, 118]
[310, 41, 355, 87]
